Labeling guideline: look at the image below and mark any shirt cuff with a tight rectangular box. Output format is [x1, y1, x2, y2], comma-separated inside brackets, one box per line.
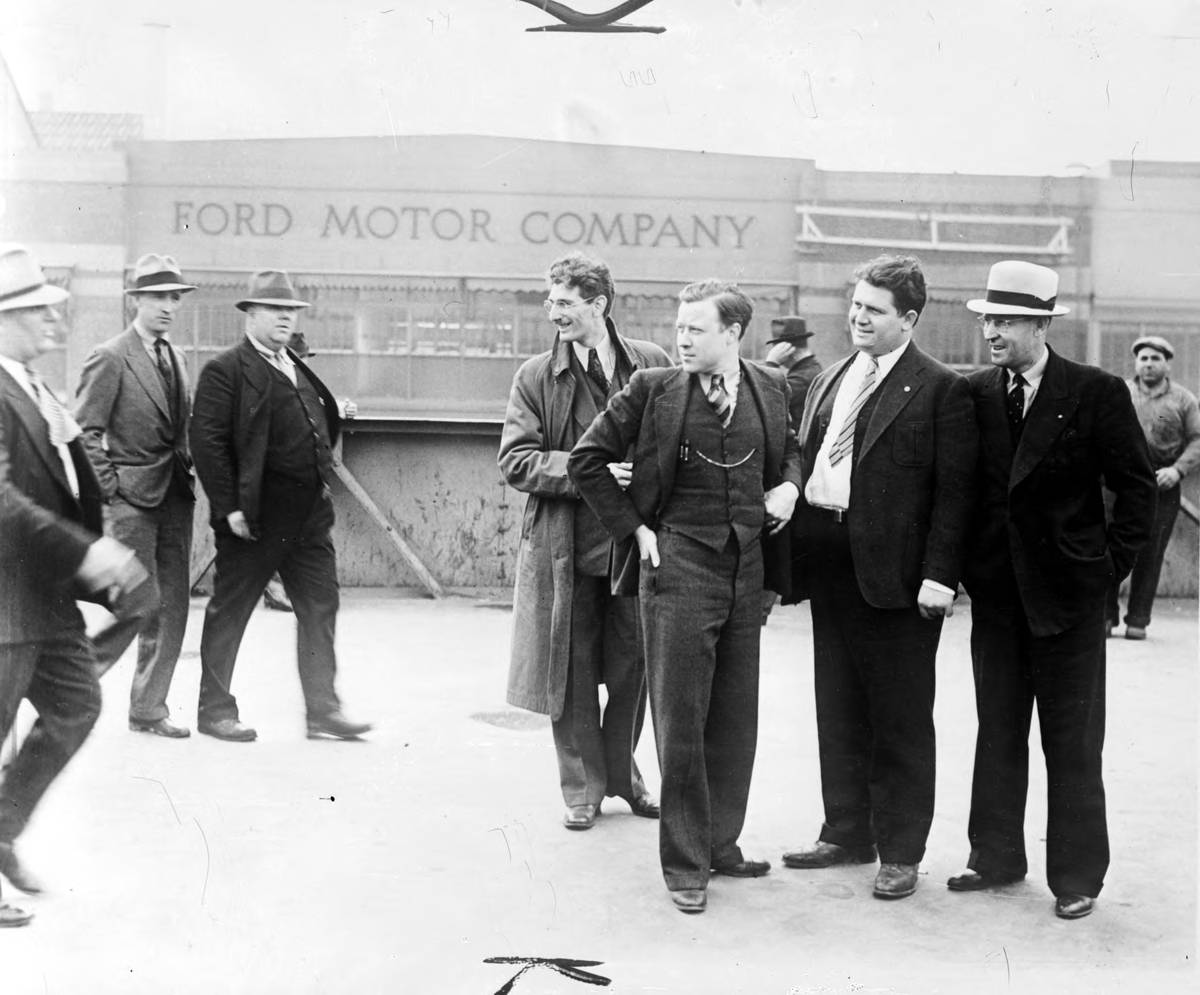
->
[921, 578, 955, 597]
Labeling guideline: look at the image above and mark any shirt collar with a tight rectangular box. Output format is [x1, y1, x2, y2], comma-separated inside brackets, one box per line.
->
[245, 331, 293, 366]
[857, 337, 909, 379]
[133, 320, 167, 352]
[1012, 346, 1049, 389]
[571, 333, 614, 371]
[0, 354, 36, 399]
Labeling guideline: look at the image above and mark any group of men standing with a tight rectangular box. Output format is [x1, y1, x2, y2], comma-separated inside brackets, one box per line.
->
[0, 245, 368, 928]
[502, 250, 1159, 921]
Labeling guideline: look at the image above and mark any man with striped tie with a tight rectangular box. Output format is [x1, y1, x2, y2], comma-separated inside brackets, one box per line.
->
[780, 255, 977, 901]
[570, 280, 803, 914]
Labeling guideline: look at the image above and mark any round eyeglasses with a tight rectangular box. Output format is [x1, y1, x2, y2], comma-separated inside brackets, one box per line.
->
[543, 295, 599, 314]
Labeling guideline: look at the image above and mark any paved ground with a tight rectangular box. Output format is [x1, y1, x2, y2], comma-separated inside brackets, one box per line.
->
[3, 591, 1196, 994]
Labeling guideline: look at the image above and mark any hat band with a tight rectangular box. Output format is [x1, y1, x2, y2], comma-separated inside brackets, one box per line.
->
[0, 281, 46, 304]
[986, 288, 1057, 311]
[133, 271, 187, 290]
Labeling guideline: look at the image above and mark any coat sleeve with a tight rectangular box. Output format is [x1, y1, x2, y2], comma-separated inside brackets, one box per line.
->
[188, 357, 240, 522]
[73, 345, 122, 500]
[920, 373, 979, 589]
[497, 359, 578, 500]
[1100, 375, 1157, 582]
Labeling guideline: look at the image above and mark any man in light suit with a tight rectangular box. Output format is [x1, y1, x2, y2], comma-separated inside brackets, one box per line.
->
[189, 269, 371, 743]
[781, 254, 977, 901]
[570, 280, 802, 914]
[0, 245, 147, 927]
[948, 261, 1155, 920]
[76, 254, 197, 738]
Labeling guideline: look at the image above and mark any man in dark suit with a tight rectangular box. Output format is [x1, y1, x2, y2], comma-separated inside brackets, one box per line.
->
[499, 252, 670, 831]
[75, 254, 197, 738]
[762, 315, 821, 431]
[570, 280, 802, 915]
[781, 254, 977, 901]
[949, 260, 1155, 920]
[0, 245, 148, 927]
[189, 270, 371, 743]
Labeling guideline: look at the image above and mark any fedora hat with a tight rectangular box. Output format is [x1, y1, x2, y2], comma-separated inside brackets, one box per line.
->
[1131, 335, 1173, 360]
[0, 244, 70, 313]
[236, 269, 310, 311]
[125, 253, 196, 294]
[966, 261, 1070, 317]
[765, 315, 812, 344]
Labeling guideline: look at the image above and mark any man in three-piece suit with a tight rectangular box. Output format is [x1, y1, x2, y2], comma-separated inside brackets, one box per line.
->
[500, 253, 669, 831]
[570, 280, 802, 915]
[948, 261, 1155, 920]
[0, 245, 148, 927]
[781, 254, 977, 901]
[189, 269, 371, 743]
[75, 254, 197, 739]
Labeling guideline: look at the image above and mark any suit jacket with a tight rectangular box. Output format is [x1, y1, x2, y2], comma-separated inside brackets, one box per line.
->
[963, 348, 1156, 637]
[0, 366, 104, 645]
[788, 342, 977, 609]
[567, 360, 804, 598]
[189, 338, 341, 533]
[75, 326, 194, 507]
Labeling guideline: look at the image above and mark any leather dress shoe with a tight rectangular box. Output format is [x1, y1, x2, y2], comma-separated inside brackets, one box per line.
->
[625, 792, 660, 819]
[1055, 894, 1095, 920]
[197, 717, 257, 742]
[0, 842, 43, 895]
[306, 712, 373, 740]
[873, 862, 918, 899]
[562, 804, 598, 830]
[670, 888, 707, 914]
[711, 858, 771, 878]
[782, 840, 877, 869]
[0, 902, 33, 928]
[130, 717, 190, 738]
[946, 869, 1025, 892]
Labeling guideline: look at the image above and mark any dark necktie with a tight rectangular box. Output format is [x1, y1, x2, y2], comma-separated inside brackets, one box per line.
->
[706, 373, 732, 428]
[586, 347, 609, 394]
[154, 338, 179, 426]
[1007, 372, 1028, 441]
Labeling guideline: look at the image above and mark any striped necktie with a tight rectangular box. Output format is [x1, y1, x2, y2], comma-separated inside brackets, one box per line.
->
[827, 357, 877, 466]
[26, 369, 81, 446]
[706, 373, 732, 428]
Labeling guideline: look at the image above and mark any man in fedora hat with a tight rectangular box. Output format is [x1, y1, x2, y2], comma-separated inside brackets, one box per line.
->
[762, 315, 821, 430]
[0, 245, 148, 926]
[75, 253, 198, 738]
[189, 269, 371, 742]
[1106, 335, 1200, 639]
[949, 260, 1155, 920]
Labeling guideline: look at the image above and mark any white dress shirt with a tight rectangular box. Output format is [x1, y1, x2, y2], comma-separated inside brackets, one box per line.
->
[246, 332, 298, 386]
[571, 335, 616, 384]
[1010, 346, 1049, 416]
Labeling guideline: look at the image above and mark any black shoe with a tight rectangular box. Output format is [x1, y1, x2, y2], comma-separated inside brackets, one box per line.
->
[306, 712, 373, 740]
[1055, 894, 1095, 919]
[670, 888, 707, 914]
[873, 862, 918, 899]
[130, 717, 191, 738]
[624, 792, 660, 819]
[782, 840, 877, 869]
[946, 869, 1025, 891]
[711, 858, 771, 878]
[562, 804, 598, 830]
[0, 842, 44, 895]
[197, 717, 258, 742]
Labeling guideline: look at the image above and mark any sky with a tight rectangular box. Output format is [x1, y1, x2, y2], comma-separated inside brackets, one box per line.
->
[6, 0, 1200, 176]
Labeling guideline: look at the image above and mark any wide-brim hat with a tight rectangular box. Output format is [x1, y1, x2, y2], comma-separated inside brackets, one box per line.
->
[235, 269, 310, 311]
[0, 244, 70, 312]
[765, 315, 812, 344]
[1131, 335, 1173, 360]
[966, 260, 1070, 317]
[124, 253, 196, 294]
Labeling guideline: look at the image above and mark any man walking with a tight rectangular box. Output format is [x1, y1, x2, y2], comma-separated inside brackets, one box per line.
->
[500, 252, 669, 830]
[189, 270, 371, 742]
[780, 255, 977, 901]
[76, 254, 197, 738]
[570, 279, 802, 914]
[1106, 335, 1200, 639]
[950, 260, 1155, 919]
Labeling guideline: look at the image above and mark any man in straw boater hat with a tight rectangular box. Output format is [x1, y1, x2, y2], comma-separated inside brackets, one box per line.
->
[950, 260, 1155, 920]
[0, 245, 149, 927]
[189, 270, 371, 742]
[75, 254, 198, 738]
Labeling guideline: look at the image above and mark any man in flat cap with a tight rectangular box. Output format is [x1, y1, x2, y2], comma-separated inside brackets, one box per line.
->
[1106, 335, 1200, 639]
[189, 270, 371, 742]
[75, 254, 197, 738]
[950, 260, 1155, 920]
[762, 315, 821, 431]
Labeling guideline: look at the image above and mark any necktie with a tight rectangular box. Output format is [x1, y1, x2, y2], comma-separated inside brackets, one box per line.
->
[706, 373, 732, 428]
[1007, 372, 1028, 441]
[26, 369, 80, 446]
[586, 347, 609, 394]
[154, 338, 179, 426]
[827, 357, 877, 466]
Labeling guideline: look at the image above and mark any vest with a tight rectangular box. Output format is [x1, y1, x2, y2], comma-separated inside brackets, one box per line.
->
[660, 377, 766, 552]
[263, 365, 334, 485]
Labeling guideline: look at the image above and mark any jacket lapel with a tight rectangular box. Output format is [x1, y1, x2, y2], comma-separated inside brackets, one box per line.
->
[238, 338, 272, 410]
[1011, 349, 1077, 490]
[0, 366, 74, 495]
[798, 354, 854, 451]
[858, 343, 926, 461]
[121, 327, 171, 421]
[548, 337, 578, 450]
[653, 368, 689, 497]
[740, 360, 781, 475]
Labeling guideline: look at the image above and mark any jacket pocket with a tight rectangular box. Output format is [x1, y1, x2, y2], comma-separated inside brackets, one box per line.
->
[892, 421, 932, 467]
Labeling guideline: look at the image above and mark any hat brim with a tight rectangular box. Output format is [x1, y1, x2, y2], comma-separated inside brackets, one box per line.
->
[125, 283, 197, 295]
[765, 335, 812, 345]
[236, 297, 311, 311]
[966, 298, 1070, 317]
[0, 283, 69, 312]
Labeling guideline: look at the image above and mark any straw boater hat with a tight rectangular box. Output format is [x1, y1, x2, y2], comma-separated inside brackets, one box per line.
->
[966, 261, 1070, 318]
[0, 244, 70, 312]
[124, 254, 196, 294]
[1131, 335, 1173, 360]
[235, 270, 310, 311]
[765, 316, 812, 345]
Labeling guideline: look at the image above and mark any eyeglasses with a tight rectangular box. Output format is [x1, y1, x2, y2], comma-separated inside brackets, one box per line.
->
[976, 315, 1033, 331]
[543, 295, 599, 314]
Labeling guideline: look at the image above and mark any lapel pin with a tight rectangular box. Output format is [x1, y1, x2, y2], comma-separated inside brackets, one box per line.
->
[903, 385, 911, 392]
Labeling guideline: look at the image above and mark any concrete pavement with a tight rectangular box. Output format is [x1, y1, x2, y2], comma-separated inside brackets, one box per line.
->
[3, 591, 1196, 994]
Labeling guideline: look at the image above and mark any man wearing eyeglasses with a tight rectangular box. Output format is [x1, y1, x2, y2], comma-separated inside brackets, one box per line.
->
[499, 252, 671, 832]
[949, 261, 1154, 920]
